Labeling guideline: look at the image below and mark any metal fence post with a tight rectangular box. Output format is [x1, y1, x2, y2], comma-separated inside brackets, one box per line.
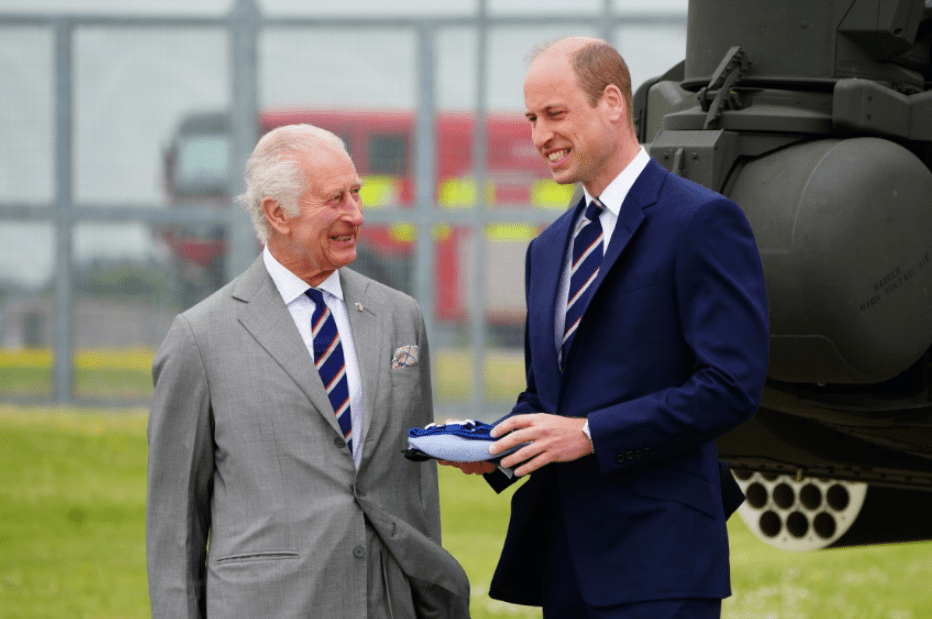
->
[601, 0, 613, 43]
[226, 0, 261, 282]
[470, 0, 490, 418]
[414, 26, 438, 368]
[53, 19, 74, 405]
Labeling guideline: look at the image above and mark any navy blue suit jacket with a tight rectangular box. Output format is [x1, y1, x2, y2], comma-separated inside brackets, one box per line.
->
[488, 158, 769, 607]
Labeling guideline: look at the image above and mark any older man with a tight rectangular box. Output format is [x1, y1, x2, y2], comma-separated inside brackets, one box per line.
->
[449, 37, 769, 618]
[146, 124, 470, 619]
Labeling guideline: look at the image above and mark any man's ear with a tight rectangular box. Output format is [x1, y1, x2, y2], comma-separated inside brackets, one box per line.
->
[262, 197, 290, 235]
[601, 83, 625, 122]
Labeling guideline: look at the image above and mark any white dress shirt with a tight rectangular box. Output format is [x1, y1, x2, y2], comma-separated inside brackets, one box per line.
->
[263, 246, 365, 467]
[554, 147, 651, 360]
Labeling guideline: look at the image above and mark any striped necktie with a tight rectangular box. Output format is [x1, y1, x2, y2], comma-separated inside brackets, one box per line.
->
[562, 198, 605, 369]
[305, 288, 353, 452]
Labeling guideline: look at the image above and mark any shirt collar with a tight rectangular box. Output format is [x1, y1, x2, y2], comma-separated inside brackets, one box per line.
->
[263, 246, 344, 304]
[582, 146, 650, 214]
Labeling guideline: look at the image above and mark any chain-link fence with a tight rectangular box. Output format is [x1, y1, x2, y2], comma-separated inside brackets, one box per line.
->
[0, 0, 686, 416]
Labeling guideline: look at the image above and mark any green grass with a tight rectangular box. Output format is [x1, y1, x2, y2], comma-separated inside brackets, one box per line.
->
[1, 407, 930, 618]
[0, 407, 149, 618]
[0, 366, 53, 398]
[724, 523, 932, 618]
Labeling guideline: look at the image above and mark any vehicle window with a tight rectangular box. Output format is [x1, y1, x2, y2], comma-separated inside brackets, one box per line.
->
[369, 134, 407, 175]
[175, 134, 229, 193]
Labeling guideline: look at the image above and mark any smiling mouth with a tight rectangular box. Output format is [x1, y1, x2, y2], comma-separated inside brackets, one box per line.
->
[547, 148, 570, 163]
[331, 234, 355, 243]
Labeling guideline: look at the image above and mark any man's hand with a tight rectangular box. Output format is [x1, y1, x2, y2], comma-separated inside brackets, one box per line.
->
[438, 460, 496, 475]
[489, 413, 592, 477]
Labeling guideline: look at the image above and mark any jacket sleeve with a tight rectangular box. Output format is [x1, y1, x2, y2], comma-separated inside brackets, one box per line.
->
[590, 197, 770, 474]
[146, 315, 214, 619]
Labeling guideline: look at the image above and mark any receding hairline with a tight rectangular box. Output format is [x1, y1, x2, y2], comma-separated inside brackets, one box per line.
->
[526, 36, 608, 66]
[525, 36, 633, 114]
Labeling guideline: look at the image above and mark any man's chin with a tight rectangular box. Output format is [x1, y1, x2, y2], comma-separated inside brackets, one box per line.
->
[550, 169, 577, 186]
[334, 251, 357, 269]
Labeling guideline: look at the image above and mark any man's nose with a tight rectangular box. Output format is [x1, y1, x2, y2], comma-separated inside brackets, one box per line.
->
[344, 193, 364, 226]
[531, 121, 552, 152]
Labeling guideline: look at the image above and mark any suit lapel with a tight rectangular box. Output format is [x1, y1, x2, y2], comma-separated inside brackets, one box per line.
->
[587, 159, 663, 300]
[529, 197, 584, 389]
[234, 257, 343, 437]
[340, 268, 383, 462]
[555, 161, 663, 379]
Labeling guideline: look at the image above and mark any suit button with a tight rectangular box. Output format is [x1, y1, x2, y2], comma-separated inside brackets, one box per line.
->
[626, 451, 635, 460]
[353, 546, 366, 558]
[616, 454, 625, 463]
[334, 437, 346, 448]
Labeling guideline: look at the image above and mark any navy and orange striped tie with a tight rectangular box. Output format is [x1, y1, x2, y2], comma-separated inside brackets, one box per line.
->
[306, 288, 353, 452]
[561, 198, 605, 369]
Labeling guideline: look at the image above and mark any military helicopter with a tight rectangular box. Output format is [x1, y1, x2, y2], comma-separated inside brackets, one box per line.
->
[635, 0, 932, 551]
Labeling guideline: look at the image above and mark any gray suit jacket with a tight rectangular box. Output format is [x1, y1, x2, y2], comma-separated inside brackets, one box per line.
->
[146, 257, 470, 618]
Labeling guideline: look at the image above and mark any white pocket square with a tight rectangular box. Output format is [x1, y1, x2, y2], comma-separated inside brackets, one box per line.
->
[391, 345, 419, 369]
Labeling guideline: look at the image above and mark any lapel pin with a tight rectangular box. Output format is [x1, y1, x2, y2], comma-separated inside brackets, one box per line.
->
[355, 302, 364, 312]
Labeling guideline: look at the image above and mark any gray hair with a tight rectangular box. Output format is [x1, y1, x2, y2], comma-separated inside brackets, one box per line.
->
[236, 123, 347, 244]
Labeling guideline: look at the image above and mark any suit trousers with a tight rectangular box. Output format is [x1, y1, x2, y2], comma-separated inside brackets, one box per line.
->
[542, 505, 722, 619]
